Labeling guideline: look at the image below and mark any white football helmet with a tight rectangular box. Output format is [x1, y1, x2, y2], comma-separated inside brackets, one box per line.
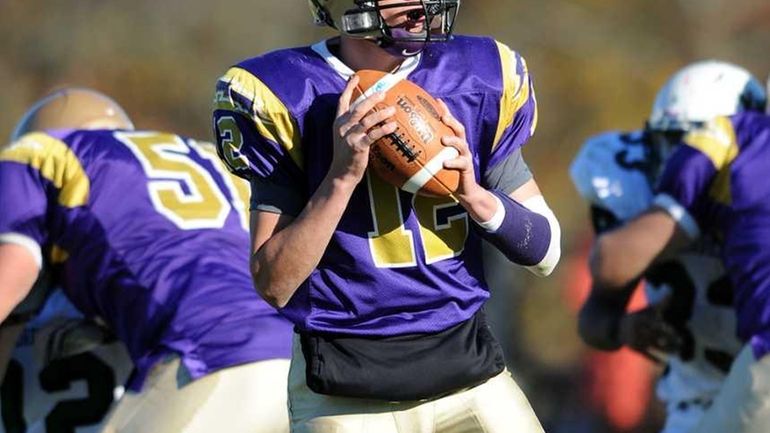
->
[646, 60, 767, 168]
[648, 60, 766, 131]
[308, 0, 460, 56]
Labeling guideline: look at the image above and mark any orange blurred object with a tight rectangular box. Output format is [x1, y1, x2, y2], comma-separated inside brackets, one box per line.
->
[566, 236, 655, 431]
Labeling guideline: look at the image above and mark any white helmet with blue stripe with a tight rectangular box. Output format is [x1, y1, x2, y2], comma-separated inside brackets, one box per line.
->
[648, 60, 767, 132]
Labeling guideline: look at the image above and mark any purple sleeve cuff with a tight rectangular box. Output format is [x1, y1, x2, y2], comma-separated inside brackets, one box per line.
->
[474, 190, 551, 266]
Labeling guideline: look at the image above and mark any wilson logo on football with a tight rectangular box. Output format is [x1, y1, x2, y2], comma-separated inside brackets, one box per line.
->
[352, 70, 460, 197]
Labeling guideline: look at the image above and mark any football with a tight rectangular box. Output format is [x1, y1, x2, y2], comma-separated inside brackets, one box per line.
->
[352, 70, 460, 197]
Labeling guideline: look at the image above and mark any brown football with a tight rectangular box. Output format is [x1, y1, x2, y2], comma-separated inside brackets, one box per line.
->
[352, 70, 460, 197]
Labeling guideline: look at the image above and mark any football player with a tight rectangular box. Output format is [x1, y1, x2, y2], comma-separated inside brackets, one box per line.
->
[589, 59, 770, 432]
[0, 288, 133, 433]
[0, 88, 294, 433]
[571, 59, 765, 433]
[213, 1, 561, 432]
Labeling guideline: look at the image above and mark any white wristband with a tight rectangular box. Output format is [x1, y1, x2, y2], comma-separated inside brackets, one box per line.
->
[652, 194, 701, 239]
[473, 194, 506, 233]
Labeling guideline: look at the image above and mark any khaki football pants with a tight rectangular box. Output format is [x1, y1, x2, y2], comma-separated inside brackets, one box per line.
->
[691, 344, 770, 433]
[287, 335, 545, 433]
[100, 357, 290, 433]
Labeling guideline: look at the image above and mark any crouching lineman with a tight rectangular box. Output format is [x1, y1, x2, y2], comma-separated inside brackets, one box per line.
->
[588, 58, 770, 432]
[0, 88, 294, 433]
[571, 60, 765, 433]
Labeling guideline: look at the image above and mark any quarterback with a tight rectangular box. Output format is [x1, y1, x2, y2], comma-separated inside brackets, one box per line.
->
[572, 61, 765, 433]
[590, 61, 770, 432]
[213, 1, 560, 432]
[0, 88, 294, 432]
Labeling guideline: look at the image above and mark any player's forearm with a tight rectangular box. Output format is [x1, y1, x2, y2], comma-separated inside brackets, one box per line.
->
[590, 209, 682, 288]
[463, 187, 561, 276]
[456, 184, 499, 223]
[251, 176, 357, 308]
[0, 244, 39, 323]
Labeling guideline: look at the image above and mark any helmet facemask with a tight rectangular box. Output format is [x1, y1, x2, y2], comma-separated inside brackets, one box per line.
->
[316, 0, 460, 57]
[643, 125, 689, 181]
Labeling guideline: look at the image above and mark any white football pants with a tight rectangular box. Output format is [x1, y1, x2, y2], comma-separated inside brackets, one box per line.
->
[691, 344, 770, 433]
[100, 357, 290, 433]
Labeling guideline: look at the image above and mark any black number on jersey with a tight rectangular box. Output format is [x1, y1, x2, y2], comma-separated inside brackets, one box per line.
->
[614, 132, 654, 174]
[645, 260, 735, 372]
[1, 360, 26, 433]
[646, 261, 696, 361]
[0, 353, 116, 433]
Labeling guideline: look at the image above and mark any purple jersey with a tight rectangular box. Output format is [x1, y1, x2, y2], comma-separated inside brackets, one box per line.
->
[655, 112, 770, 358]
[213, 36, 538, 336]
[0, 129, 293, 390]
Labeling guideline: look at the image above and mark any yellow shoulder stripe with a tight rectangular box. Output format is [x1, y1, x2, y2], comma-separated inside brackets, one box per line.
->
[1, 133, 90, 207]
[683, 116, 738, 205]
[215, 67, 303, 169]
[493, 41, 532, 151]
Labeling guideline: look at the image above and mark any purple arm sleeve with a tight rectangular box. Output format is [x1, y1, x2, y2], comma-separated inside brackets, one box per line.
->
[474, 190, 551, 266]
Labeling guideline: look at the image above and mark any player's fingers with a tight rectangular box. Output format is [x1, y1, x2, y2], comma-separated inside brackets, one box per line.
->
[360, 106, 397, 131]
[349, 92, 386, 125]
[361, 122, 398, 147]
[437, 98, 466, 139]
[337, 75, 360, 117]
[336, 113, 358, 137]
[442, 156, 470, 171]
[441, 136, 470, 155]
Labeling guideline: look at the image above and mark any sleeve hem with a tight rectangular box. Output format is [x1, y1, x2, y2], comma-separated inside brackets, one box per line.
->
[0, 233, 43, 269]
[652, 194, 701, 239]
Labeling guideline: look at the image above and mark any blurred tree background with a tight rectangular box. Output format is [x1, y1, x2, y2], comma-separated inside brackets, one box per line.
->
[1, 1, 768, 432]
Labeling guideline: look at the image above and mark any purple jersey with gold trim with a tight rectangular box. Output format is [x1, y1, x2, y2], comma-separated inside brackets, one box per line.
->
[213, 36, 538, 336]
[655, 112, 770, 358]
[0, 129, 293, 390]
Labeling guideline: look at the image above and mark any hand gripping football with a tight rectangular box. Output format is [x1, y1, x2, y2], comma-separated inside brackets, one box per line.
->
[351, 70, 460, 197]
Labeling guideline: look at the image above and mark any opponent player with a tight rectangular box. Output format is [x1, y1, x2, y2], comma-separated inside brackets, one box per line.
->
[0, 288, 133, 433]
[589, 60, 770, 431]
[213, 1, 561, 432]
[571, 61, 766, 433]
[0, 88, 294, 433]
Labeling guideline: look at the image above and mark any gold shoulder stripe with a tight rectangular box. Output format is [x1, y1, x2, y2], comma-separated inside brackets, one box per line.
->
[683, 116, 738, 169]
[493, 41, 531, 151]
[215, 67, 303, 169]
[1, 133, 90, 207]
[683, 117, 738, 205]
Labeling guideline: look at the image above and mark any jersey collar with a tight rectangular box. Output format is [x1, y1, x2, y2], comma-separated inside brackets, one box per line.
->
[311, 39, 421, 81]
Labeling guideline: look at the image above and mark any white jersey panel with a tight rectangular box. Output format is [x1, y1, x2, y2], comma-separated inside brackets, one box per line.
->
[646, 252, 741, 406]
[0, 291, 133, 433]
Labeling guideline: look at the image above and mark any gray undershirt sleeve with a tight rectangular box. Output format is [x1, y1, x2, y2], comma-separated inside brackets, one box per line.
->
[249, 178, 306, 216]
[483, 148, 533, 194]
